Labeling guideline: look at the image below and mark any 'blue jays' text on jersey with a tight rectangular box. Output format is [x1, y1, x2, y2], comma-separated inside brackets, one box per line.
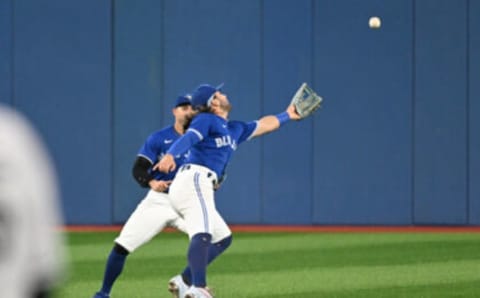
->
[137, 125, 189, 181]
[185, 113, 258, 177]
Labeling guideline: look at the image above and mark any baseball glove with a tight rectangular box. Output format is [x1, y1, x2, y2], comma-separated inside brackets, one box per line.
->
[290, 83, 323, 118]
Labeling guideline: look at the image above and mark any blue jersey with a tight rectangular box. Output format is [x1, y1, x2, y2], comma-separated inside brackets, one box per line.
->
[138, 125, 189, 181]
[185, 113, 257, 177]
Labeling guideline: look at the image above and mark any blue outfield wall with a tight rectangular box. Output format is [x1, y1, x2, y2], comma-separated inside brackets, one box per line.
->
[469, 0, 480, 225]
[414, 0, 468, 224]
[0, 0, 12, 105]
[313, 0, 413, 224]
[11, 0, 112, 224]
[262, 0, 314, 224]
[1, 0, 478, 225]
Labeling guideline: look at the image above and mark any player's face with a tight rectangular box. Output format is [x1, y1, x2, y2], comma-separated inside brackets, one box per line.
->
[173, 104, 193, 125]
[210, 91, 232, 113]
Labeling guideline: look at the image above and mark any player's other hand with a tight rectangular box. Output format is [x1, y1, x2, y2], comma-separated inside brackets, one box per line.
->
[286, 104, 301, 121]
[153, 154, 176, 173]
[149, 180, 172, 192]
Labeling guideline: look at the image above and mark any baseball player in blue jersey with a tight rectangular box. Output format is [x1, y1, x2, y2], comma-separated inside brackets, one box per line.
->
[155, 83, 301, 298]
[93, 95, 193, 298]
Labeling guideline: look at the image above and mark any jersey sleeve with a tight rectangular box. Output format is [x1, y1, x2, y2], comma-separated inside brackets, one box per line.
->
[137, 134, 161, 164]
[167, 130, 201, 157]
[234, 120, 258, 144]
[186, 113, 211, 140]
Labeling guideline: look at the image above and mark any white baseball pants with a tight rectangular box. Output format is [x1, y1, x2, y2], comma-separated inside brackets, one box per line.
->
[168, 164, 231, 243]
[115, 189, 187, 252]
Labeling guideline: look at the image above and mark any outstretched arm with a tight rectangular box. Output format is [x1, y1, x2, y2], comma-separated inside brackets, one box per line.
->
[251, 104, 300, 138]
[153, 130, 201, 173]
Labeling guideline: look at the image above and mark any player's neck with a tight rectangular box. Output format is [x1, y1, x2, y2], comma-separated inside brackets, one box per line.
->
[173, 122, 185, 135]
[215, 110, 229, 120]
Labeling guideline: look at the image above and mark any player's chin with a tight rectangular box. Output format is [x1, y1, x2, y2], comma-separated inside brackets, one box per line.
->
[222, 103, 232, 112]
[183, 114, 194, 122]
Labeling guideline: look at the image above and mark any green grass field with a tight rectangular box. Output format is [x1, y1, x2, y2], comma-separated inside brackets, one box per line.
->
[57, 231, 480, 297]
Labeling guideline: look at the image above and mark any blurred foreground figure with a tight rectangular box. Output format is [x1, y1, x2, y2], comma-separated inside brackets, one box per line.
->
[0, 104, 65, 298]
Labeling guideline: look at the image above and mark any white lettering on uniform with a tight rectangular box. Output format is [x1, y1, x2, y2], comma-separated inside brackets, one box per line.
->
[215, 135, 237, 150]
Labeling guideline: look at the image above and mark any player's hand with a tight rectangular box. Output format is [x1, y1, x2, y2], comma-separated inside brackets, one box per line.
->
[149, 180, 172, 192]
[214, 174, 227, 191]
[286, 104, 301, 121]
[153, 154, 176, 173]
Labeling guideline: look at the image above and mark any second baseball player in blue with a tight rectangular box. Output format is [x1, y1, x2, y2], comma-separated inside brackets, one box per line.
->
[155, 83, 302, 298]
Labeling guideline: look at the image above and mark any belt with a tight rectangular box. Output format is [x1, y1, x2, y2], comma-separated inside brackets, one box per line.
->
[179, 164, 218, 186]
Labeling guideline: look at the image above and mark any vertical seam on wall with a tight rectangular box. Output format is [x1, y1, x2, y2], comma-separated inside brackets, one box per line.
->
[310, 0, 315, 224]
[411, 0, 416, 225]
[259, 0, 264, 224]
[10, 0, 15, 106]
[465, 0, 470, 224]
[160, 0, 165, 126]
[110, 0, 116, 224]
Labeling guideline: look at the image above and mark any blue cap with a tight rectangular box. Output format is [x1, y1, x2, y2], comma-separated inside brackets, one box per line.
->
[174, 94, 192, 108]
[191, 83, 224, 110]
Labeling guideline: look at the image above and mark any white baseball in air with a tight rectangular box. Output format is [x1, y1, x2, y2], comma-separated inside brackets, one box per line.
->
[369, 16, 381, 29]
